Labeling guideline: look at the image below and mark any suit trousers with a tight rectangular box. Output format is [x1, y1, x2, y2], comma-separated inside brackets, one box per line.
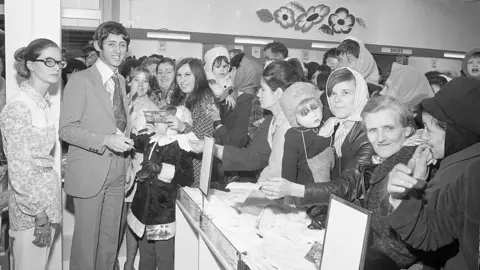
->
[70, 155, 126, 270]
[138, 236, 175, 270]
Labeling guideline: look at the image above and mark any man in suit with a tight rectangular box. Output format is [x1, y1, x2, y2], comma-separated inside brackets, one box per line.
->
[59, 21, 133, 270]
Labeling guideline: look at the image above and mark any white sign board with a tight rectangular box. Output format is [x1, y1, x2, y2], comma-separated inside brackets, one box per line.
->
[199, 136, 215, 196]
[234, 45, 244, 51]
[320, 195, 371, 270]
[158, 41, 167, 54]
[252, 47, 261, 59]
[381, 47, 413, 55]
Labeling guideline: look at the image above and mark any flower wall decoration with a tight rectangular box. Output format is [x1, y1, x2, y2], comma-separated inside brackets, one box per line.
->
[256, 1, 367, 36]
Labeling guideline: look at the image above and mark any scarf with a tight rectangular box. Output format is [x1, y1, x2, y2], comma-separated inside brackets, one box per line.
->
[318, 67, 369, 156]
[343, 36, 380, 84]
[381, 63, 434, 110]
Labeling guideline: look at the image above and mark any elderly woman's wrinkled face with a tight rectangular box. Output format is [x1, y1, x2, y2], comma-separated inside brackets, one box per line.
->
[329, 80, 356, 119]
[421, 112, 446, 159]
[364, 108, 412, 159]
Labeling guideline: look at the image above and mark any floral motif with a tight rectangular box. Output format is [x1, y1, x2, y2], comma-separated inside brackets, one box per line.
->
[273, 6, 296, 29]
[294, 5, 330, 32]
[328, 7, 356, 34]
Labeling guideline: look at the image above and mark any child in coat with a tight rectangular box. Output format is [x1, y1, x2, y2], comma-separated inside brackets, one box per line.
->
[127, 105, 195, 270]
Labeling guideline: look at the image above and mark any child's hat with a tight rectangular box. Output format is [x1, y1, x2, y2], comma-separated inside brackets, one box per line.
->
[280, 82, 322, 127]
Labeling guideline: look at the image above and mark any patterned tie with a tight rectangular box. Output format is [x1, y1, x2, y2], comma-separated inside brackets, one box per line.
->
[111, 75, 127, 133]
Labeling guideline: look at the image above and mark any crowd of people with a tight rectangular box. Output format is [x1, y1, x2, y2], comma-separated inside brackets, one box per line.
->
[0, 19, 479, 270]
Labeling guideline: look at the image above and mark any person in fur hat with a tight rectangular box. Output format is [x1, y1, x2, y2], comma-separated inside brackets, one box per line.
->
[127, 105, 195, 270]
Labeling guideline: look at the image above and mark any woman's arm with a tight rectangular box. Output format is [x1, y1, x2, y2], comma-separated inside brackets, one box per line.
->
[0, 102, 51, 218]
[221, 115, 273, 172]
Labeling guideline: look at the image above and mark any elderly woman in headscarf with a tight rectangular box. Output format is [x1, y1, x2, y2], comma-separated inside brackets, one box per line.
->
[381, 77, 480, 270]
[336, 37, 380, 85]
[381, 63, 434, 110]
[261, 67, 374, 203]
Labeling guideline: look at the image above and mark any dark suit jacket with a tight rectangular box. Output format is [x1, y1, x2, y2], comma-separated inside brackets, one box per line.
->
[59, 64, 132, 198]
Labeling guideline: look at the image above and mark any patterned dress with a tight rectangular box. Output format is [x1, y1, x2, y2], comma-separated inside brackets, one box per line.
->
[182, 92, 216, 186]
[0, 82, 61, 231]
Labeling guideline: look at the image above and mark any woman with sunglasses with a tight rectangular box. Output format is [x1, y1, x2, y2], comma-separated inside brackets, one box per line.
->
[0, 38, 65, 270]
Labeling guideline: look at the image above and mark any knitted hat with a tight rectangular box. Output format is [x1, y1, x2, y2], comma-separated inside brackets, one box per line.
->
[280, 82, 322, 127]
[204, 46, 229, 80]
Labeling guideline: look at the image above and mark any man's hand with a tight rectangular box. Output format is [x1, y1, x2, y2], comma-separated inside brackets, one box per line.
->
[103, 134, 134, 152]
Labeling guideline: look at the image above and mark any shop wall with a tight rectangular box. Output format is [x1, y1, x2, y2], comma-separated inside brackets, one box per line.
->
[127, 40, 203, 60]
[119, 0, 480, 52]
[408, 57, 463, 77]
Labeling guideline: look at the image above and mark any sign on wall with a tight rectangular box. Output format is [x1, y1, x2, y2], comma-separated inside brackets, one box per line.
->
[158, 41, 167, 54]
[381, 47, 413, 55]
[252, 47, 261, 59]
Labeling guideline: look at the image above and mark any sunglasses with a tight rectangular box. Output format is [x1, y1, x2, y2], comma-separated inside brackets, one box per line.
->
[32, 57, 67, 69]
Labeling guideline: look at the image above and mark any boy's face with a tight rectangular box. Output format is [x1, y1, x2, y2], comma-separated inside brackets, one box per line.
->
[297, 107, 323, 128]
[337, 53, 358, 70]
[466, 55, 480, 78]
[212, 60, 229, 78]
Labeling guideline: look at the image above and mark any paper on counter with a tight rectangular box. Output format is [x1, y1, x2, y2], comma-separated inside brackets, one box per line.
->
[225, 182, 263, 191]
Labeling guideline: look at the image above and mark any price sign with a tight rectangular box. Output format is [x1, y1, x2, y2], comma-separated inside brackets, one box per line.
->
[302, 50, 309, 62]
[252, 47, 261, 58]
[158, 41, 167, 54]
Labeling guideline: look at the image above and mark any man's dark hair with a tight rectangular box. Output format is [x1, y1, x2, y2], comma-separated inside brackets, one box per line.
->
[263, 42, 288, 58]
[322, 48, 338, 65]
[336, 39, 360, 59]
[93, 21, 130, 51]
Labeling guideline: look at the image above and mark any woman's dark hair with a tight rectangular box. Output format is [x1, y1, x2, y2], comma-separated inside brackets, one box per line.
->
[170, 58, 211, 110]
[212, 56, 229, 68]
[230, 53, 245, 69]
[326, 68, 356, 96]
[14, 38, 60, 79]
[316, 64, 332, 92]
[119, 58, 142, 82]
[336, 39, 360, 59]
[93, 21, 130, 51]
[263, 60, 301, 92]
[142, 56, 163, 70]
[263, 42, 289, 58]
[322, 48, 337, 65]
[157, 57, 176, 72]
[62, 58, 87, 86]
[305, 62, 321, 81]
[287, 58, 308, 82]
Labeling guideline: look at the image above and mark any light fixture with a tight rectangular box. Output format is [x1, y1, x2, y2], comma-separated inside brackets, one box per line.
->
[234, 37, 274, 45]
[443, 52, 465, 59]
[311, 42, 338, 49]
[146, 32, 191, 40]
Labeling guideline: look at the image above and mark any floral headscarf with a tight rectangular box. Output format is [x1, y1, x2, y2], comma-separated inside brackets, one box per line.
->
[381, 62, 434, 110]
[319, 67, 369, 156]
[342, 36, 380, 84]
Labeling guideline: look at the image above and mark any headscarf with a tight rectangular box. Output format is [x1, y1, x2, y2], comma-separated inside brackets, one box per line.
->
[462, 47, 480, 79]
[382, 62, 434, 110]
[204, 46, 230, 81]
[343, 36, 380, 84]
[233, 55, 263, 96]
[319, 67, 369, 156]
[421, 77, 480, 157]
[280, 82, 321, 127]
